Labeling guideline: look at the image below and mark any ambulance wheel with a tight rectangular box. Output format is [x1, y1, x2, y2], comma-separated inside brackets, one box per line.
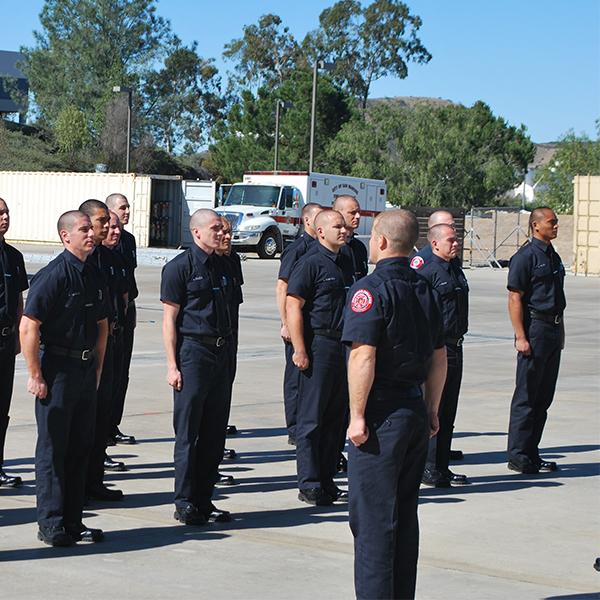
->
[257, 228, 281, 259]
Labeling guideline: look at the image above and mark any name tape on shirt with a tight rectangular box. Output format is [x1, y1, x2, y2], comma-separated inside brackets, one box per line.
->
[351, 289, 374, 313]
[410, 256, 424, 269]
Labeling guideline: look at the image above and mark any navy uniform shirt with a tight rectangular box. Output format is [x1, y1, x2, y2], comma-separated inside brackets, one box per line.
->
[90, 244, 121, 326]
[24, 250, 107, 350]
[107, 247, 129, 327]
[507, 238, 566, 315]
[278, 233, 317, 281]
[116, 229, 138, 301]
[342, 257, 444, 390]
[0, 241, 28, 327]
[412, 254, 469, 341]
[160, 244, 232, 339]
[224, 251, 244, 332]
[341, 235, 368, 283]
[287, 244, 352, 334]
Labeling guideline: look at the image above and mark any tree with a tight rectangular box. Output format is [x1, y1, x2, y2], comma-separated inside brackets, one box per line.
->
[207, 70, 354, 182]
[326, 101, 535, 208]
[535, 123, 600, 213]
[304, 0, 431, 108]
[54, 105, 91, 154]
[223, 14, 300, 91]
[140, 42, 224, 154]
[21, 0, 172, 134]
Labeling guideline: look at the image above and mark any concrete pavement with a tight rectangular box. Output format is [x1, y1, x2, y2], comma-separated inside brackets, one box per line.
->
[1, 251, 599, 599]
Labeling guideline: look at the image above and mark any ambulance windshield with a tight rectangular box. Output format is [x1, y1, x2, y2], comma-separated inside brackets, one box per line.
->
[225, 185, 281, 208]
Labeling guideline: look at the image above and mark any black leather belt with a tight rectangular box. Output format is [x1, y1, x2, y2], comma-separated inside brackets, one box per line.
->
[530, 310, 562, 325]
[183, 334, 228, 348]
[313, 329, 342, 340]
[44, 345, 95, 361]
[0, 325, 15, 337]
[446, 337, 464, 347]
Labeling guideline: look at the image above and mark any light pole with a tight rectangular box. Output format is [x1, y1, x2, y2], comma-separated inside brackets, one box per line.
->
[112, 85, 132, 173]
[309, 60, 334, 173]
[274, 99, 293, 173]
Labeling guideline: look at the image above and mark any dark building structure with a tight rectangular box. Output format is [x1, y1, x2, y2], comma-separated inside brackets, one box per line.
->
[0, 51, 28, 124]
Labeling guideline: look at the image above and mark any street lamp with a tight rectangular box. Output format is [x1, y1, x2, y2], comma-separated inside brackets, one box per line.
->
[274, 99, 293, 173]
[112, 85, 132, 173]
[309, 60, 334, 173]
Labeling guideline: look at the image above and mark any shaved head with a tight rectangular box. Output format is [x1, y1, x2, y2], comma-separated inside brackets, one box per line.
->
[79, 199, 108, 218]
[529, 206, 554, 230]
[190, 208, 219, 230]
[428, 210, 454, 229]
[333, 195, 359, 211]
[302, 202, 323, 219]
[428, 223, 455, 243]
[57, 210, 87, 235]
[314, 208, 343, 230]
[105, 193, 127, 209]
[373, 209, 418, 254]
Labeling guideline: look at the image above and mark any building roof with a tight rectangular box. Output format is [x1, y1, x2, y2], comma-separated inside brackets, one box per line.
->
[0, 51, 27, 79]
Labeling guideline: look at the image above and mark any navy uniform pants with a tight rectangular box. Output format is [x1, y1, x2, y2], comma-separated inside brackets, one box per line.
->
[173, 337, 232, 511]
[35, 353, 96, 530]
[426, 344, 462, 472]
[0, 335, 16, 466]
[86, 336, 114, 490]
[349, 390, 429, 600]
[111, 303, 135, 433]
[508, 318, 562, 466]
[283, 341, 299, 441]
[296, 335, 347, 494]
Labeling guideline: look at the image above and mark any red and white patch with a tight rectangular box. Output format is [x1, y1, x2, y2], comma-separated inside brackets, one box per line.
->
[410, 256, 424, 270]
[351, 289, 374, 313]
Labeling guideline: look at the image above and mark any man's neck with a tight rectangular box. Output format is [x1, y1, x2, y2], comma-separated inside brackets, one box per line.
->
[319, 239, 341, 254]
[532, 233, 550, 246]
[432, 250, 451, 262]
[194, 239, 214, 255]
[65, 246, 89, 263]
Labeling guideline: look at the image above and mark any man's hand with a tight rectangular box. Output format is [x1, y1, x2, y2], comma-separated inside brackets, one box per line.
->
[28, 375, 48, 399]
[280, 324, 291, 343]
[348, 416, 369, 447]
[428, 411, 440, 438]
[515, 336, 531, 356]
[292, 350, 309, 371]
[167, 365, 182, 391]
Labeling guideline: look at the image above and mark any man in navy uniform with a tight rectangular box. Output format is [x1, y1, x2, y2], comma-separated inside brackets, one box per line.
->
[507, 207, 566, 474]
[333, 195, 368, 282]
[79, 199, 127, 499]
[343, 209, 446, 600]
[411, 209, 465, 463]
[0, 198, 28, 487]
[413, 223, 470, 487]
[20, 210, 108, 546]
[276, 202, 323, 445]
[286, 209, 352, 506]
[161, 208, 233, 525]
[105, 192, 137, 445]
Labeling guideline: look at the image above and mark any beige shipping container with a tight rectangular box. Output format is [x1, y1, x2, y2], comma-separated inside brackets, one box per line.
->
[573, 175, 600, 276]
[0, 171, 189, 247]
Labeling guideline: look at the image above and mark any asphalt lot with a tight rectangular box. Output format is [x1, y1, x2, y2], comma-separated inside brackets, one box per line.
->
[1, 249, 599, 599]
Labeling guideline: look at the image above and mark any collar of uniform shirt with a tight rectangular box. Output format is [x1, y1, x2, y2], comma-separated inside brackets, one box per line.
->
[316, 243, 341, 262]
[530, 237, 551, 252]
[190, 243, 211, 264]
[64, 248, 86, 272]
[430, 253, 452, 269]
[375, 256, 410, 268]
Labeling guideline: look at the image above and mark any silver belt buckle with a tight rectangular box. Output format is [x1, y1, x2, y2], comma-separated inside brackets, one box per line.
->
[81, 349, 91, 360]
[554, 315, 561, 325]
[456, 337, 464, 347]
[0, 326, 11, 336]
[215, 337, 225, 348]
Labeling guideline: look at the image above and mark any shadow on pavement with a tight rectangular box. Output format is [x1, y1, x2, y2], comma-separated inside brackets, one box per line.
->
[545, 594, 600, 599]
[0, 525, 227, 563]
[460, 444, 600, 466]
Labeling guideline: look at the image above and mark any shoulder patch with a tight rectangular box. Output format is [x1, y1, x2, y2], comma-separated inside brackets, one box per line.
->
[351, 288, 374, 313]
[410, 256, 424, 270]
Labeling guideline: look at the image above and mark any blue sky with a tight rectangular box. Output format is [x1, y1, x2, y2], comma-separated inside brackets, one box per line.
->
[3, 0, 599, 143]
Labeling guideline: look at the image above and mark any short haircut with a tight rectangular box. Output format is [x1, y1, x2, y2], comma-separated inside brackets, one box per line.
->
[529, 206, 555, 233]
[57, 210, 87, 235]
[428, 223, 455, 243]
[301, 202, 322, 218]
[0, 197, 6, 207]
[373, 209, 418, 254]
[427, 210, 454, 229]
[314, 208, 342, 230]
[79, 199, 108, 217]
[333, 195, 359, 210]
[189, 208, 218, 230]
[108, 210, 121, 225]
[106, 193, 128, 209]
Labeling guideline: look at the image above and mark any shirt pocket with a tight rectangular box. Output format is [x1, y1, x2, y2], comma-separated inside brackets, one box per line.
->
[186, 277, 212, 307]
